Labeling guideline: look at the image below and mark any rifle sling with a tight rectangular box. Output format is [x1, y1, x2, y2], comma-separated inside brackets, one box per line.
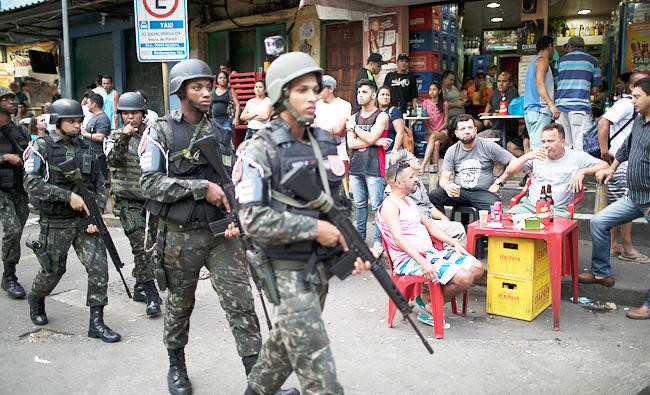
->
[168, 115, 206, 163]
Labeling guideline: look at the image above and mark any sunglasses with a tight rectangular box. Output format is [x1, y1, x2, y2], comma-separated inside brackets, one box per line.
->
[393, 160, 411, 183]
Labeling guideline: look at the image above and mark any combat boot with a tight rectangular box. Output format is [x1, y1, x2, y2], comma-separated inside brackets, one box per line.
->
[2, 263, 26, 299]
[143, 280, 162, 317]
[244, 386, 300, 395]
[167, 348, 192, 395]
[28, 292, 48, 325]
[88, 306, 121, 343]
[133, 282, 147, 303]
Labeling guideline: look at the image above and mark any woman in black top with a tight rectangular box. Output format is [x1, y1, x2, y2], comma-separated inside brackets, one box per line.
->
[211, 70, 240, 131]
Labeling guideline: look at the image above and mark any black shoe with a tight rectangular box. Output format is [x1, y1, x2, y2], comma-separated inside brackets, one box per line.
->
[88, 306, 121, 343]
[168, 348, 192, 395]
[143, 280, 162, 317]
[133, 282, 146, 303]
[2, 272, 26, 299]
[519, 173, 529, 187]
[28, 292, 48, 325]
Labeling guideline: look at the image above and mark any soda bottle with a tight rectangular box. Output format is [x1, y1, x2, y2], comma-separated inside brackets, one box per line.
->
[493, 201, 502, 221]
[546, 184, 555, 222]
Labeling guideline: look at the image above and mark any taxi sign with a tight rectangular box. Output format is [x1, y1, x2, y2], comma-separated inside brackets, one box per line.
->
[134, 0, 189, 62]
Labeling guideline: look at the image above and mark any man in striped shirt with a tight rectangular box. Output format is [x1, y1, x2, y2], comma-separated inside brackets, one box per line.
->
[554, 36, 602, 150]
[581, 77, 650, 320]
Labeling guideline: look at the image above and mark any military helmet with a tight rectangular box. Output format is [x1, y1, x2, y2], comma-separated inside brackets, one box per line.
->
[265, 52, 323, 106]
[49, 98, 83, 124]
[169, 59, 214, 95]
[0, 85, 15, 99]
[117, 91, 146, 112]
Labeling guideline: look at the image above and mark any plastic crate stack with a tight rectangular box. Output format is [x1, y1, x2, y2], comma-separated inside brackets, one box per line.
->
[227, 71, 264, 148]
[409, 4, 458, 157]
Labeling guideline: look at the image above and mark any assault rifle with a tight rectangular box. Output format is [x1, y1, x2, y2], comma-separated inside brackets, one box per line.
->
[280, 164, 434, 354]
[194, 134, 273, 331]
[58, 159, 132, 299]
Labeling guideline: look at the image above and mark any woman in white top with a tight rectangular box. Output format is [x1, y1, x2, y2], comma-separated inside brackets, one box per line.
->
[241, 80, 272, 139]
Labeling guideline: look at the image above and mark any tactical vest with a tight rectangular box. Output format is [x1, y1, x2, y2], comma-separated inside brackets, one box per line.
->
[38, 135, 100, 218]
[0, 123, 29, 191]
[256, 120, 346, 260]
[109, 131, 145, 202]
[145, 116, 234, 226]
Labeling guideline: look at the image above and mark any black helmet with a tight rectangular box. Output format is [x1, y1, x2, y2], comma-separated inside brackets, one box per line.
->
[50, 98, 83, 124]
[169, 59, 214, 95]
[117, 91, 146, 112]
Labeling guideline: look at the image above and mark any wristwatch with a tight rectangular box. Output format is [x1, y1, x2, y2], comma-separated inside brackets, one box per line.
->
[494, 179, 504, 187]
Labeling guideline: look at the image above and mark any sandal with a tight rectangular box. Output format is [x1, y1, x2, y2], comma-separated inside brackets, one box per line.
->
[618, 255, 650, 264]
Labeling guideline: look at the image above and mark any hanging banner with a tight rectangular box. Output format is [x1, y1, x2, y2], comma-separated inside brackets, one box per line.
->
[368, 13, 398, 64]
[7, 42, 57, 75]
[627, 22, 650, 72]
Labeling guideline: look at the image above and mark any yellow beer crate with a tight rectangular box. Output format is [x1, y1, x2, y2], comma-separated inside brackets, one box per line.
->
[486, 271, 551, 321]
[487, 236, 548, 280]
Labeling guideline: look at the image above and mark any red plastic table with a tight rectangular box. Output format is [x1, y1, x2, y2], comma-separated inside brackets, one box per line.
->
[466, 216, 579, 331]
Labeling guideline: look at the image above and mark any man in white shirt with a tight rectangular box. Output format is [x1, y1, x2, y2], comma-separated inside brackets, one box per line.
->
[596, 71, 648, 262]
[501, 123, 607, 217]
[315, 75, 352, 166]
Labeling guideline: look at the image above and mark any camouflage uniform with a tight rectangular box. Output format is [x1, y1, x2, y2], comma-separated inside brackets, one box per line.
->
[139, 110, 262, 355]
[24, 133, 109, 307]
[236, 118, 347, 395]
[0, 122, 30, 272]
[107, 126, 157, 284]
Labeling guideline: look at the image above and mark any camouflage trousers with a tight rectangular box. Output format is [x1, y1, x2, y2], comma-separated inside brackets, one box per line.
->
[31, 218, 109, 307]
[248, 261, 343, 395]
[116, 199, 157, 283]
[162, 224, 262, 356]
[0, 189, 29, 266]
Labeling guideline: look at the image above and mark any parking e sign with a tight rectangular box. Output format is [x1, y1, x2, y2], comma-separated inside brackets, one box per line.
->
[134, 0, 189, 62]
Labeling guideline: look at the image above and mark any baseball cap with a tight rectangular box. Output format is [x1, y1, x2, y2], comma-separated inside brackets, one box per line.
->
[322, 75, 337, 89]
[367, 53, 386, 65]
[397, 53, 410, 61]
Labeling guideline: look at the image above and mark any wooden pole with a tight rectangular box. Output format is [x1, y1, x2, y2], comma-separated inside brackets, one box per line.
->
[162, 62, 170, 114]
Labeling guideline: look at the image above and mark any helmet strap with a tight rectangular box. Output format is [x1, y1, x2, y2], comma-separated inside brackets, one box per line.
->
[179, 92, 209, 113]
[278, 88, 313, 126]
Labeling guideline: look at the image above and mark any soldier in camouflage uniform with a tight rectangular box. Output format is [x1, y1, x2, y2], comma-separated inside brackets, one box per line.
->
[106, 91, 161, 317]
[0, 85, 30, 299]
[236, 52, 369, 395]
[23, 98, 121, 343]
[139, 59, 266, 395]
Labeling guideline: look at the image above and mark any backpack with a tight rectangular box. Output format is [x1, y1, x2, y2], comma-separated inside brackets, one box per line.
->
[583, 112, 636, 159]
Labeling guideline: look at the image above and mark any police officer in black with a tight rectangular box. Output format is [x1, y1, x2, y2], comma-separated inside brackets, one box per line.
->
[0, 85, 30, 299]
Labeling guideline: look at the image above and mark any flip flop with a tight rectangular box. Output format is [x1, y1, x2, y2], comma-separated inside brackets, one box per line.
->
[618, 255, 650, 264]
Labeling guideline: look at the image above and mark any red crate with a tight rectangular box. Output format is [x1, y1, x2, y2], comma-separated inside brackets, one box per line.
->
[410, 51, 441, 73]
[409, 5, 442, 31]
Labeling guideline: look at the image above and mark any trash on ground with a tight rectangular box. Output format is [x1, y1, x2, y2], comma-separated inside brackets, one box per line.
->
[605, 302, 617, 310]
[34, 355, 52, 364]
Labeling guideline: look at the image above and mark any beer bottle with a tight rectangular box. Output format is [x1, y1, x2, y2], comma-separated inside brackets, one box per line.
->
[546, 184, 555, 222]
[539, 185, 547, 202]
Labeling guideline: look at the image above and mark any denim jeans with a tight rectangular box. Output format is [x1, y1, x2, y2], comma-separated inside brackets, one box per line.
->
[590, 195, 650, 278]
[349, 174, 385, 243]
[213, 117, 233, 131]
[524, 111, 552, 149]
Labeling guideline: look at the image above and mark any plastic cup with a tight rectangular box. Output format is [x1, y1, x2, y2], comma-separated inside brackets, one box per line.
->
[453, 186, 461, 197]
[479, 210, 489, 227]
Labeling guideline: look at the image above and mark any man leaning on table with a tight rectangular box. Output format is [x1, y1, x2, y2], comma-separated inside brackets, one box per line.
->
[499, 123, 607, 218]
[580, 77, 650, 320]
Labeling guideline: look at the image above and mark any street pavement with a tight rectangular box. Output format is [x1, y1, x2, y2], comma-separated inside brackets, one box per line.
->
[1, 219, 649, 394]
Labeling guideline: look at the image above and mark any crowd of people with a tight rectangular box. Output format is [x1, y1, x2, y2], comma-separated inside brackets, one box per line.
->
[0, 40, 649, 395]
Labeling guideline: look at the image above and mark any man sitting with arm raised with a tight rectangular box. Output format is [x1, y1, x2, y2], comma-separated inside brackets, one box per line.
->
[376, 160, 483, 326]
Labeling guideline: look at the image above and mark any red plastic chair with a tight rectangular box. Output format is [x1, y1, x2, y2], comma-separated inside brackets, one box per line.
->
[510, 178, 584, 219]
[379, 231, 468, 339]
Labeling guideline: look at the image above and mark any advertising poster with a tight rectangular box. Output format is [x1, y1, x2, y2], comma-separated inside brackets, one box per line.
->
[627, 22, 650, 72]
[0, 63, 15, 88]
[517, 19, 544, 55]
[7, 41, 58, 81]
[368, 13, 398, 63]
